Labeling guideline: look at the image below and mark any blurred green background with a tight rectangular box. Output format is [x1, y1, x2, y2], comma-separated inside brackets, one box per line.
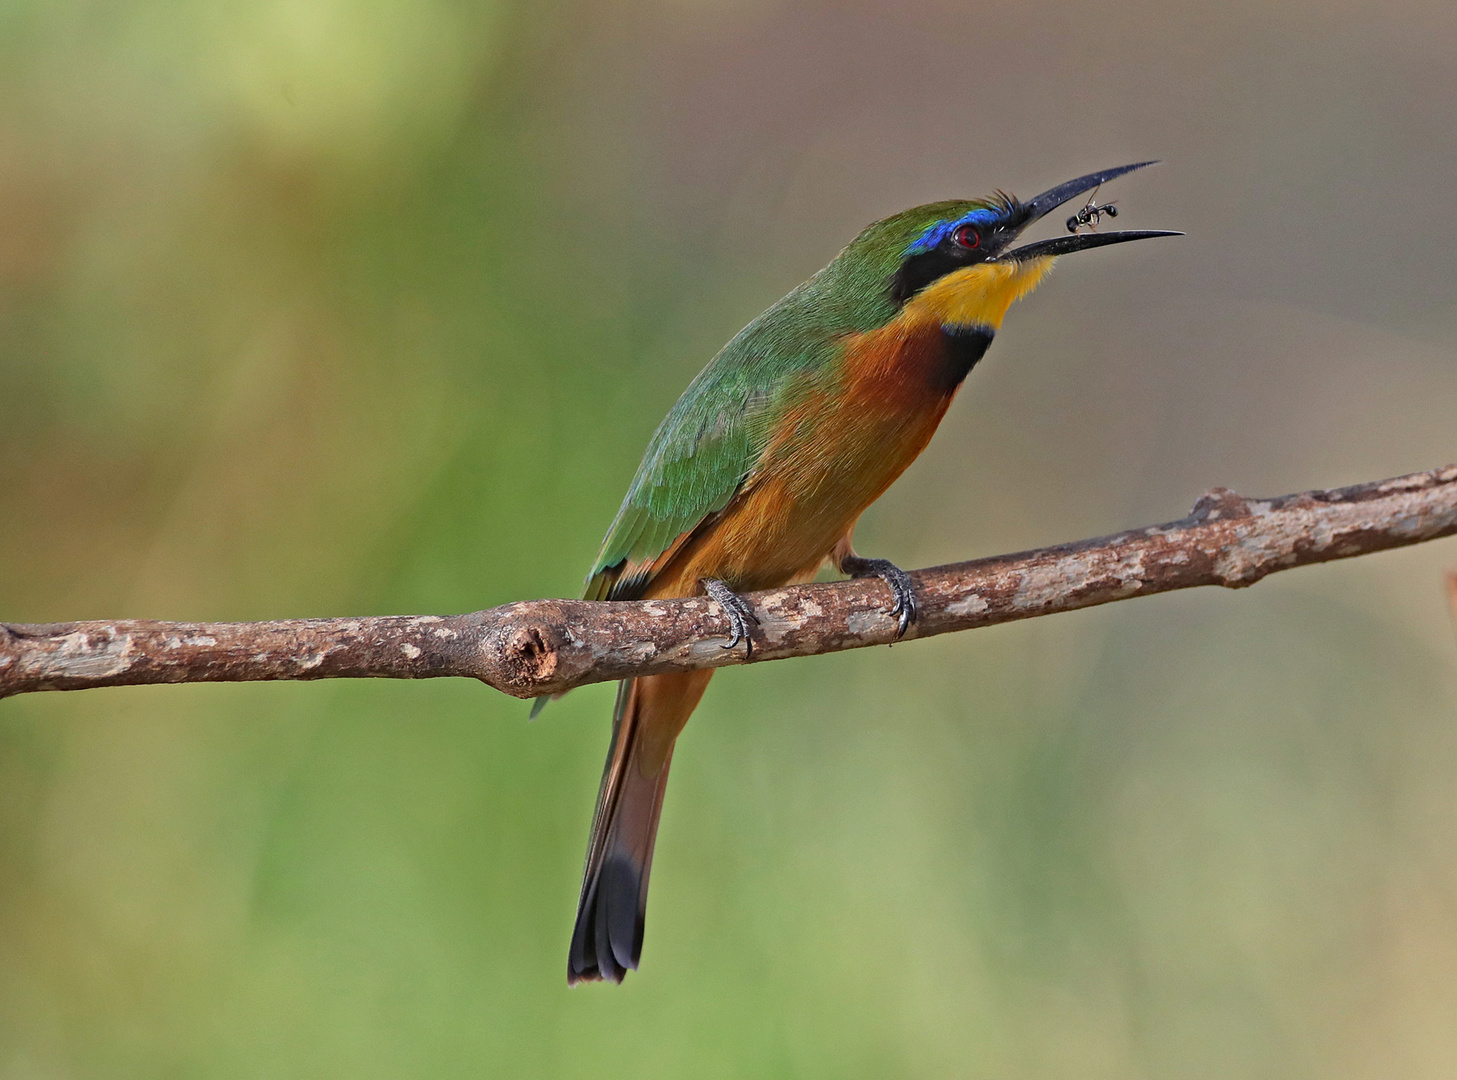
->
[2, 0, 1457, 1075]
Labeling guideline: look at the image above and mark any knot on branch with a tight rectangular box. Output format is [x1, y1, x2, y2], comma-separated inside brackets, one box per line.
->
[494, 618, 566, 694]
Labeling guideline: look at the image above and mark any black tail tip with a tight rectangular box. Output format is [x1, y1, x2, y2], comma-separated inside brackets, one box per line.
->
[567, 855, 646, 986]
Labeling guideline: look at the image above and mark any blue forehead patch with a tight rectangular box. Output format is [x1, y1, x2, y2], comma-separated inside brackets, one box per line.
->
[906, 207, 1003, 256]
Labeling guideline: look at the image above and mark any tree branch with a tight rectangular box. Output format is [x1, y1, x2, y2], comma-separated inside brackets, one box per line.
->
[3, 465, 1456, 702]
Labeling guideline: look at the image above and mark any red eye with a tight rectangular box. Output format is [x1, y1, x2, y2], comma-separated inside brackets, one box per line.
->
[952, 224, 981, 249]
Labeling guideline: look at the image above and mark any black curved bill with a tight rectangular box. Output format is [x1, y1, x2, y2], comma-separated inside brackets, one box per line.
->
[998, 160, 1181, 261]
[1003, 229, 1183, 261]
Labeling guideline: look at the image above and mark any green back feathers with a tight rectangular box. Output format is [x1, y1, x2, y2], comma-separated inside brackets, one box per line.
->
[583, 292, 832, 601]
[584, 197, 1007, 601]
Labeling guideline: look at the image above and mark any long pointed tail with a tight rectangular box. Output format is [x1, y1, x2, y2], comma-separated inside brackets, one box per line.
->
[568, 669, 713, 984]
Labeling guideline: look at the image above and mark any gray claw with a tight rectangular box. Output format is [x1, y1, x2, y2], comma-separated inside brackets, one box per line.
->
[702, 578, 760, 658]
[842, 556, 918, 640]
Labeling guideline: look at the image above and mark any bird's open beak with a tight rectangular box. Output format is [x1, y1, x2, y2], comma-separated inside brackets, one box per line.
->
[997, 161, 1182, 261]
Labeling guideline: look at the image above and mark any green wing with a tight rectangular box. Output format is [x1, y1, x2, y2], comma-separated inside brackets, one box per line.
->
[584, 299, 840, 602]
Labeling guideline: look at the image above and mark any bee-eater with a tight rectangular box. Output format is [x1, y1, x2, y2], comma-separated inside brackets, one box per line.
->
[562, 162, 1178, 984]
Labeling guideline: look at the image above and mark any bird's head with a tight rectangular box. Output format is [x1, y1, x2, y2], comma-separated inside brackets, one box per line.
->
[828, 162, 1179, 333]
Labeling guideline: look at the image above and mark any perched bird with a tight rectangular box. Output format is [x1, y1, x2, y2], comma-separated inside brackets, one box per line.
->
[559, 162, 1178, 984]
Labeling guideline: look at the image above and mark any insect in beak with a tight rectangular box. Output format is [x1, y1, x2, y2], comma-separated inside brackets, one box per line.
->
[1066, 186, 1119, 234]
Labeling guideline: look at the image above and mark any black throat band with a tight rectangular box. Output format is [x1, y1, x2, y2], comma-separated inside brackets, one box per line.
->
[935, 325, 995, 392]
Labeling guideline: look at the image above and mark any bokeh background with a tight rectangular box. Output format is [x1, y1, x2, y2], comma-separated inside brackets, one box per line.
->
[2, 0, 1456, 1075]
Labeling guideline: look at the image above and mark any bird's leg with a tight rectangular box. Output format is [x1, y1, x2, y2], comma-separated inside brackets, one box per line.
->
[832, 537, 917, 639]
[701, 578, 761, 658]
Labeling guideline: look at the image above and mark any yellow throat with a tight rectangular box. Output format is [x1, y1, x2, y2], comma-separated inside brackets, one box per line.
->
[903, 256, 1054, 331]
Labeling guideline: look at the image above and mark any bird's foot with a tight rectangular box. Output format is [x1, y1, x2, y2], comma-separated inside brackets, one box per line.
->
[701, 578, 761, 658]
[841, 555, 918, 639]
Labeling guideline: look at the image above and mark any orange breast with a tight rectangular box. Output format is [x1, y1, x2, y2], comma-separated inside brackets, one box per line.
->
[647, 316, 960, 599]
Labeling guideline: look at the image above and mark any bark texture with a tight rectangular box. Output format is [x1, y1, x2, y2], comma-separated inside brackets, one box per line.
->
[3, 465, 1456, 702]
